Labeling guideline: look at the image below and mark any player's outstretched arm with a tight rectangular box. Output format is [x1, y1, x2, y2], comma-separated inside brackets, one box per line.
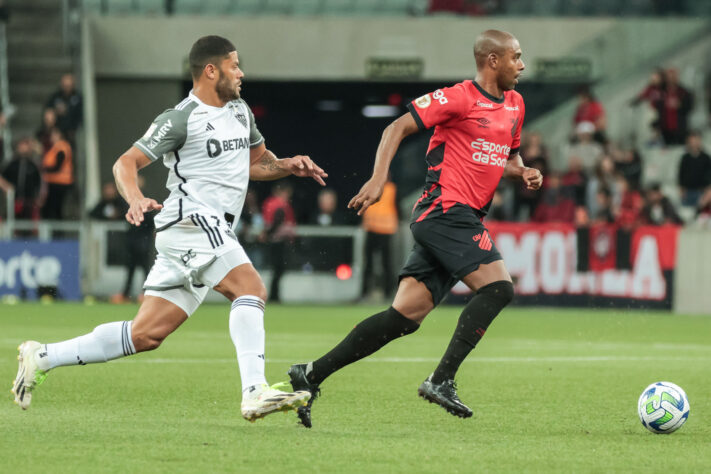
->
[504, 153, 543, 190]
[248, 142, 328, 185]
[349, 113, 419, 216]
[112, 146, 162, 226]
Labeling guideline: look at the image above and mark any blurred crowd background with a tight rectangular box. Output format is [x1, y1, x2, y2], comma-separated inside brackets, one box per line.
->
[0, 0, 709, 304]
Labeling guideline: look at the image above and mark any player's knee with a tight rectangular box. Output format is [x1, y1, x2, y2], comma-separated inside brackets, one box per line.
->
[255, 283, 268, 303]
[131, 330, 165, 352]
[479, 280, 514, 307]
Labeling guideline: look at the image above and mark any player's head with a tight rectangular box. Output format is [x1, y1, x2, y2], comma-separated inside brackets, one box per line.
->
[473, 30, 524, 91]
[189, 35, 243, 101]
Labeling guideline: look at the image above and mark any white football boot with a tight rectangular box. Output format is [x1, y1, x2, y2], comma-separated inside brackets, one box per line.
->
[12, 341, 49, 410]
[240, 384, 310, 422]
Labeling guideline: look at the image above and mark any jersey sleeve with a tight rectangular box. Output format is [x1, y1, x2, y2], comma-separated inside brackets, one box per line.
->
[407, 83, 469, 131]
[134, 108, 189, 161]
[510, 97, 525, 156]
[244, 102, 265, 149]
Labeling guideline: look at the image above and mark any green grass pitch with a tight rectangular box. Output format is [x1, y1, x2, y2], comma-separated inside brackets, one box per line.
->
[2, 303, 710, 473]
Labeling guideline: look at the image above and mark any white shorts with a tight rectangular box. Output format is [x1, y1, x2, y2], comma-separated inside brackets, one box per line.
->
[143, 217, 251, 316]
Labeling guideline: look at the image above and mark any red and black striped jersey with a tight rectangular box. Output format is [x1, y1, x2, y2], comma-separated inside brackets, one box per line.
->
[406, 80, 525, 222]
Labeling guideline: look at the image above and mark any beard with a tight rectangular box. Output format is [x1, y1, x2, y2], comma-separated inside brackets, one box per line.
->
[216, 70, 239, 102]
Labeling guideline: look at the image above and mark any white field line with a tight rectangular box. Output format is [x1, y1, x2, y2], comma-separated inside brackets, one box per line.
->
[114, 355, 711, 365]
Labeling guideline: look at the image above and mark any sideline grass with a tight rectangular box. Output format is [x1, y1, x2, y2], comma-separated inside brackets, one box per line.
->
[2, 303, 710, 473]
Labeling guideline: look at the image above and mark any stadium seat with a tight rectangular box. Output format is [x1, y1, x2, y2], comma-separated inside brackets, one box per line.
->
[322, 0, 355, 15]
[229, 0, 265, 15]
[138, 0, 167, 15]
[262, 0, 294, 15]
[291, 0, 323, 16]
[173, 0, 203, 15]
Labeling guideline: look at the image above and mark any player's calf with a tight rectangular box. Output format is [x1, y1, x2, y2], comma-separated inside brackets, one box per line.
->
[430, 280, 513, 385]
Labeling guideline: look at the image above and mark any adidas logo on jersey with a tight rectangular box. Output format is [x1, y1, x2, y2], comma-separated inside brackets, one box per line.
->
[206, 122, 215, 132]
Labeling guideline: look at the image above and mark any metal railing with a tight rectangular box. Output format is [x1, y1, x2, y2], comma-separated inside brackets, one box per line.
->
[0, 217, 366, 299]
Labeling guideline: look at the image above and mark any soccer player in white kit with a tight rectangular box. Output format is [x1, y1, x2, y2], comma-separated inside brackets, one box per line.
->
[11, 36, 328, 422]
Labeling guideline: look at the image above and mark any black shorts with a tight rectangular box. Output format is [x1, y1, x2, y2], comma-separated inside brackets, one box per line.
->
[398, 205, 502, 305]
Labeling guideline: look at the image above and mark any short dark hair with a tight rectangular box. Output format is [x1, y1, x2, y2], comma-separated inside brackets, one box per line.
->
[189, 35, 236, 79]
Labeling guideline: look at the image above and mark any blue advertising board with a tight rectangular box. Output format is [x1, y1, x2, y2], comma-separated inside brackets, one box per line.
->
[0, 241, 81, 300]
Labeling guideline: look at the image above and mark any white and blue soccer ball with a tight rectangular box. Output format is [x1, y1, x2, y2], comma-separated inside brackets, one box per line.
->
[637, 381, 690, 434]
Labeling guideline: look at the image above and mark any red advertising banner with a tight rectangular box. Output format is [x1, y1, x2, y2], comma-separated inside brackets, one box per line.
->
[450, 223, 680, 308]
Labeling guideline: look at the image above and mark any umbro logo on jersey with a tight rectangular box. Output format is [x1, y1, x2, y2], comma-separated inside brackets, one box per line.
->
[473, 231, 492, 251]
[475, 118, 490, 128]
[206, 122, 215, 132]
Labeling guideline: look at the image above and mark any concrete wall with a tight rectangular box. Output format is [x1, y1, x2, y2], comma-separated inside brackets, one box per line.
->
[94, 78, 181, 197]
[89, 16, 616, 80]
[674, 228, 711, 315]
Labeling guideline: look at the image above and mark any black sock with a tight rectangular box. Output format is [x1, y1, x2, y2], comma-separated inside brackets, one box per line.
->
[309, 307, 419, 385]
[431, 280, 514, 384]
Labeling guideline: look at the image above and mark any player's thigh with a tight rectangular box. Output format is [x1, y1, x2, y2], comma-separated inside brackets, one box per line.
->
[213, 262, 267, 301]
[392, 276, 435, 323]
[460, 259, 512, 292]
[131, 295, 189, 350]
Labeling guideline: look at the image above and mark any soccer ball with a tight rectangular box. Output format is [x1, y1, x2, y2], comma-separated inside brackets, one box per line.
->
[637, 381, 690, 434]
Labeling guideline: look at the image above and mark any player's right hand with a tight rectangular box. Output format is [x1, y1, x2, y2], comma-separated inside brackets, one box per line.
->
[126, 197, 162, 226]
[348, 178, 385, 216]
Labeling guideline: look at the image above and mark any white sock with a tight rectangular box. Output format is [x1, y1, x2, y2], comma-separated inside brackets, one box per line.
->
[229, 296, 268, 394]
[44, 321, 136, 370]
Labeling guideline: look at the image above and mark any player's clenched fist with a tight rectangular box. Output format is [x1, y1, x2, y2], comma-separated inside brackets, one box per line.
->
[348, 178, 385, 216]
[126, 197, 162, 226]
[286, 155, 328, 186]
[522, 167, 543, 190]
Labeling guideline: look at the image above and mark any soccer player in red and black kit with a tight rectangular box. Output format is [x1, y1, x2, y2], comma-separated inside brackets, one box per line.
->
[288, 30, 543, 426]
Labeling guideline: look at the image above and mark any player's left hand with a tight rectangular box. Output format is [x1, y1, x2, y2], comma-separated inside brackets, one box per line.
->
[285, 155, 328, 186]
[522, 167, 543, 190]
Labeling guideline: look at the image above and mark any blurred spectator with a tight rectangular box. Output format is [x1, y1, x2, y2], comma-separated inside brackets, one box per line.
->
[586, 156, 617, 218]
[677, 131, 711, 207]
[111, 176, 154, 303]
[631, 69, 665, 139]
[36, 108, 58, 154]
[262, 182, 296, 303]
[311, 188, 348, 226]
[561, 155, 587, 206]
[45, 73, 83, 143]
[41, 128, 74, 220]
[237, 189, 265, 268]
[532, 173, 576, 223]
[361, 179, 398, 300]
[89, 182, 126, 220]
[660, 68, 693, 145]
[487, 188, 507, 221]
[573, 86, 606, 144]
[0, 109, 6, 162]
[613, 145, 642, 191]
[520, 131, 549, 170]
[640, 184, 683, 225]
[695, 187, 711, 226]
[1, 137, 43, 222]
[513, 156, 545, 220]
[514, 132, 548, 221]
[615, 175, 644, 230]
[592, 187, 615, 224]
[567, 122, 604, 174]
